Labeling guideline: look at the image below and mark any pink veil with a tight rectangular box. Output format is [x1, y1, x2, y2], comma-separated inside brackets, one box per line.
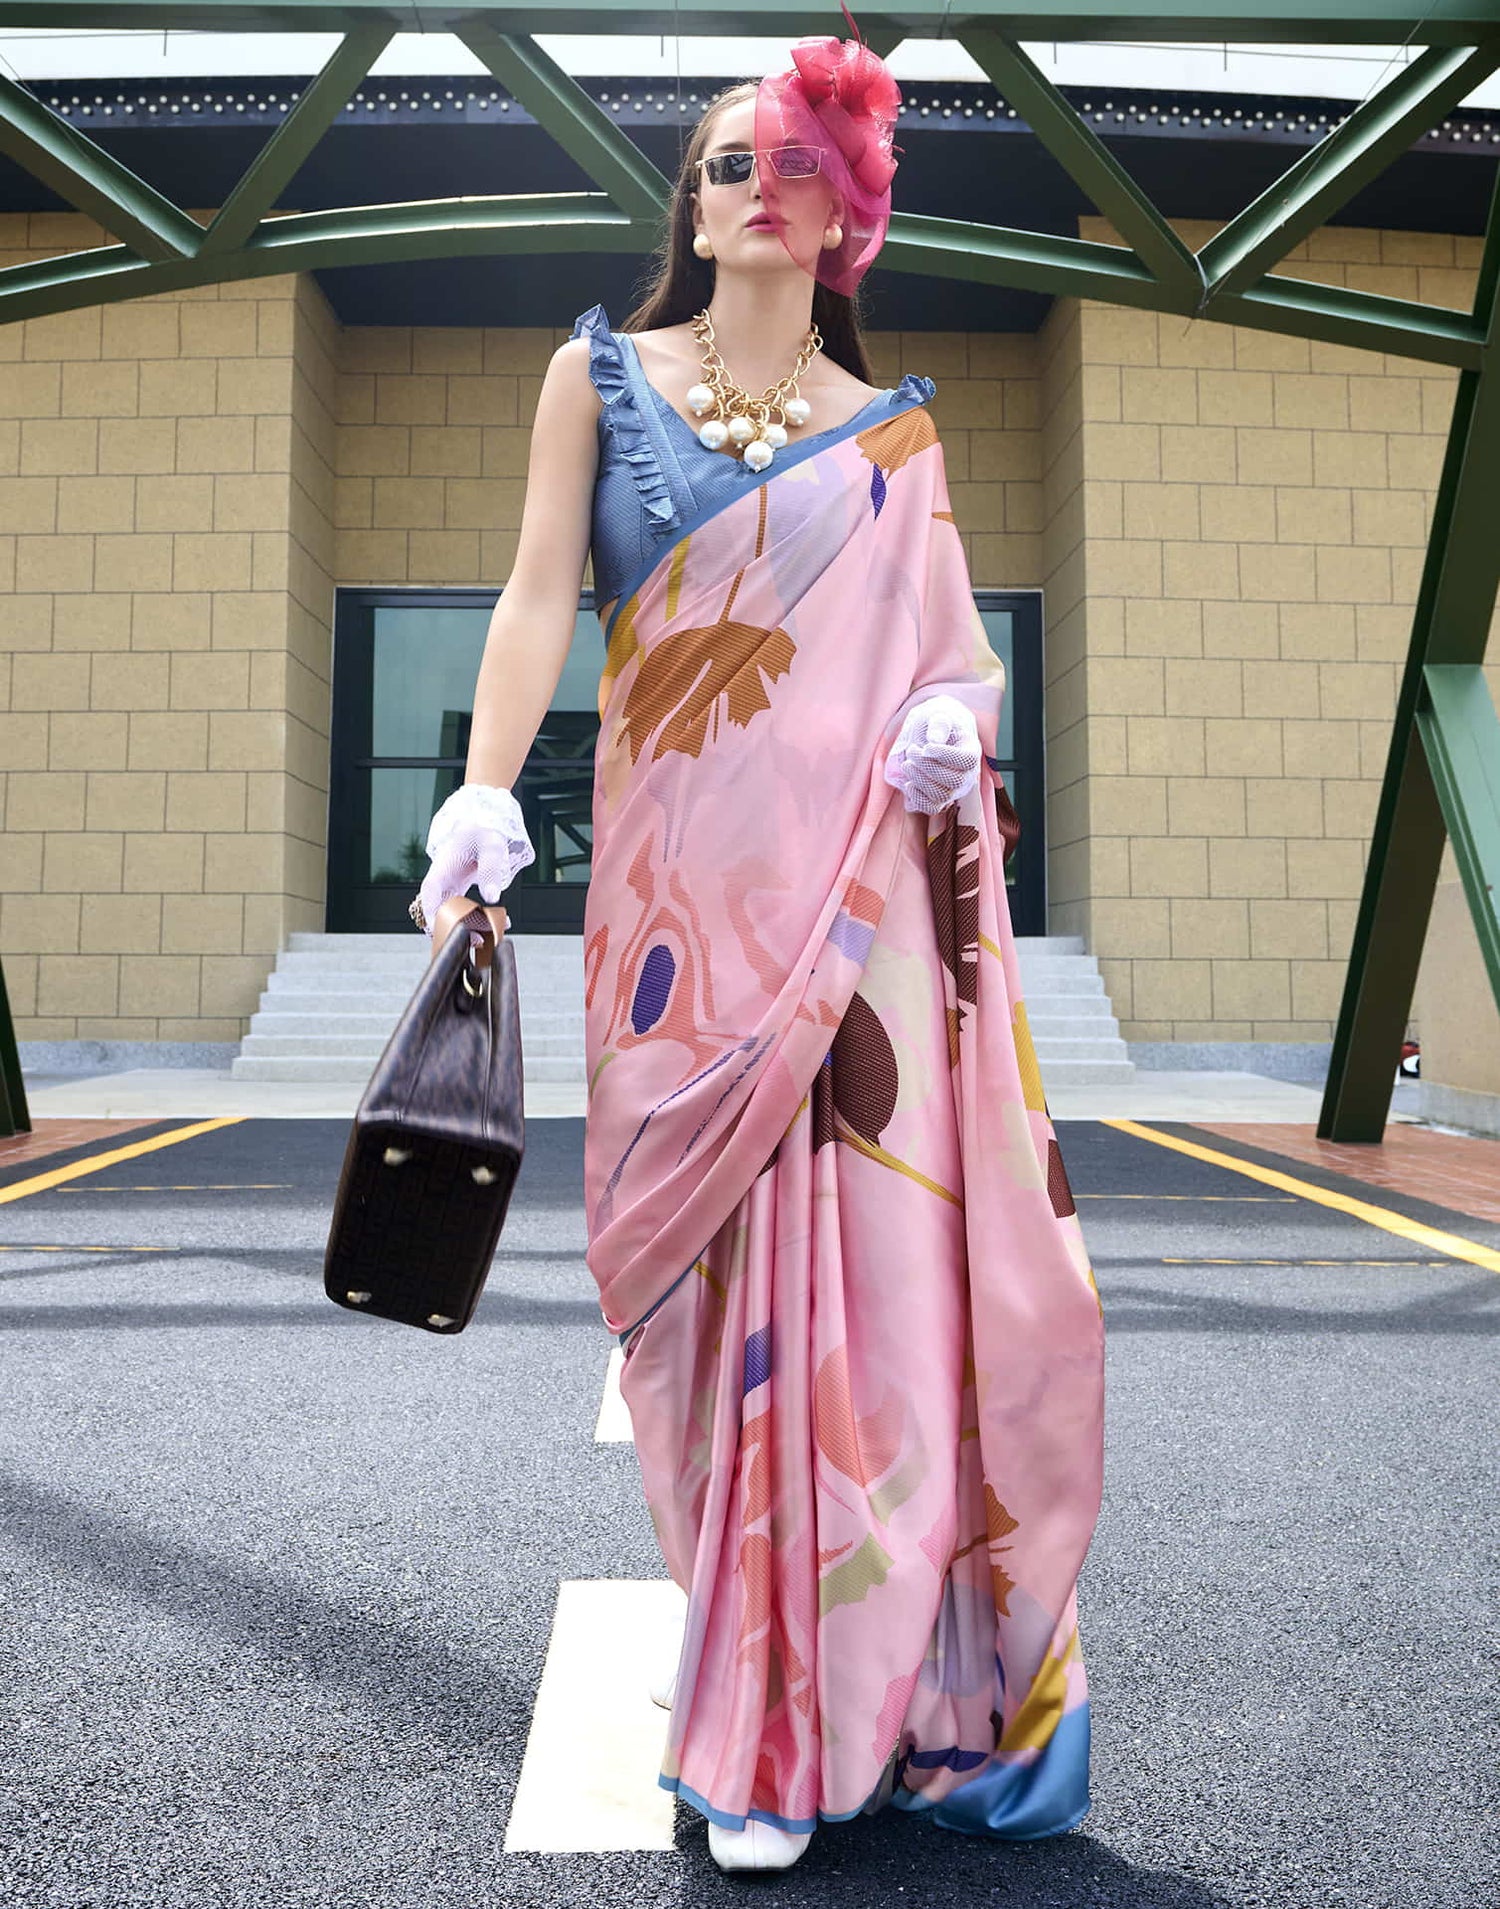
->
[753, 3, 903, 299]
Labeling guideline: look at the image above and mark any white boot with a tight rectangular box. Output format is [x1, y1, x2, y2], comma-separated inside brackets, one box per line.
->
[707, 1820, 813, 1872]
[649, 1605, 685, 1710]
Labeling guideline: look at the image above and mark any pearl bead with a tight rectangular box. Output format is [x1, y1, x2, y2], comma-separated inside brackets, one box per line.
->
[743, 439, 774, 472]
[727, 415, 756, 446]
[783, 397, 811, 428]
[763, 423, 788, 449]
[686, 383, 714, 416]
[698, 419, 729, 451]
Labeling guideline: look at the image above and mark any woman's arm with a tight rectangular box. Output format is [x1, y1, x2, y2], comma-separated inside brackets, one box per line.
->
[415, 337, 600, 948]
[464, 335, 600, 786]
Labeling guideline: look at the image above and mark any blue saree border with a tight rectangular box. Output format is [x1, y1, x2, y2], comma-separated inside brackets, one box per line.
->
[660, 1774, 870, 1838]
[600, 374, 936, 648]
[661, 1699, 1092, 1840]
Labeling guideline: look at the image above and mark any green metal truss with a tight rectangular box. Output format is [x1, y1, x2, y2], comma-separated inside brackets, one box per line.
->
[0, 2, 1497, 1142]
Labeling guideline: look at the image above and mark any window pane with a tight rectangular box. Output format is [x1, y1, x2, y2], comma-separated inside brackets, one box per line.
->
[553, 611, 606, 713]
[367, 765, 464, 884]
[977, 606, 1015, 761]
[515, 712, 598, 885]
[370, 602, 601, 757]
[371, 605, 488, 758]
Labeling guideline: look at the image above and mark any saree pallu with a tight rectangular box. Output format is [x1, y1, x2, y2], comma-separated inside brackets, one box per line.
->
[582, 400, 1105, 1839]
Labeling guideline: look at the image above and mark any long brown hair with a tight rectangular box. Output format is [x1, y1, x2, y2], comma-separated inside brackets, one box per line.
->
[619, 79, 875, 385]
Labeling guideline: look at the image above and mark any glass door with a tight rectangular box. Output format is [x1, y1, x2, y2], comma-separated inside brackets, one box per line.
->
[975, 590, 1046, 936]
[327, 586, 1045, 937]
[327, 588, 602, 933]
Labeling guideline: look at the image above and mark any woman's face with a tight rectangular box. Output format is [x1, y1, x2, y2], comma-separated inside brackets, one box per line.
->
[690, 94, 840, 282]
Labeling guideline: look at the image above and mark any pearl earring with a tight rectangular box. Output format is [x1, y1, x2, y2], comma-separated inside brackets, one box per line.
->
[824, 223, 844, 249]
[693, 232, 714, 260]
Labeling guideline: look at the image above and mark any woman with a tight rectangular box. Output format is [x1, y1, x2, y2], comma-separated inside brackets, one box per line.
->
[414, 17, 1105, 1878]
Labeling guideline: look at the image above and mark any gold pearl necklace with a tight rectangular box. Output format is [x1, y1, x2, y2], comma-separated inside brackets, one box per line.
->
[685, 308, 823, 470]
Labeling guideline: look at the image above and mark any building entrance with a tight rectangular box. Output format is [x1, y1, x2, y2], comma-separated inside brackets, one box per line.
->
[327, 587, 1045, 935]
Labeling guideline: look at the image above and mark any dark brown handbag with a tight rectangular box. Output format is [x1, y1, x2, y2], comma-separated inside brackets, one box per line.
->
[323, 904, 524, 1333]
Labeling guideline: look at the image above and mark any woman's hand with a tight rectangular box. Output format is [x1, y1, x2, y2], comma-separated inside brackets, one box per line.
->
[415, 783, 535, 953]
[883, 695, 984, 814]
[427, 894, 509, 966]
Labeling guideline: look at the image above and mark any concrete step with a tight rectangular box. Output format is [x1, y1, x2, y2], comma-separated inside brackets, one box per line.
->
[237, 931, 587, 1086]
[263, 970, 584, 1004]
[252, 999, 587, 1030]
[1016, 972, 1106, 998]
[239, 1028, 587, 1059]
[1031, 1036, 1133, 1065]
[237, 932, 1130, 1087]
[1029, 1021, 1126, 1049]
[1032, 1059, 1138, 1086]
[1023, 964, 1105, 980]
[1013, 935, 1085, 956]
[230, 1052, 585, 1083]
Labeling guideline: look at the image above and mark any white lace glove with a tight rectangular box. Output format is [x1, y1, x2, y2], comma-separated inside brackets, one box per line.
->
[883, 695, 984, 815]
[414, 783, 535, 940]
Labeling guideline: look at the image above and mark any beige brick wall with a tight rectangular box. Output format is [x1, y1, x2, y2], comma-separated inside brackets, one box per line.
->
[1056, 214, 1495, 1047]
[0, 213, 339, 1043]
[330, 321, 1041, 592]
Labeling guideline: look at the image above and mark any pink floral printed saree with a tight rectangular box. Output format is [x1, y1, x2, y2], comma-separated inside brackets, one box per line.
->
[581, 394, 1105, 1840]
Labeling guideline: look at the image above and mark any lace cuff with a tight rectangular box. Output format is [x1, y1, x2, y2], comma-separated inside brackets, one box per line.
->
[425, 783, 532, 865]
[571, 303, 679, 531]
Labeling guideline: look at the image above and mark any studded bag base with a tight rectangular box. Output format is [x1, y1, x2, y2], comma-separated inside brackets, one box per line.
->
[323, 906, 524, 1334]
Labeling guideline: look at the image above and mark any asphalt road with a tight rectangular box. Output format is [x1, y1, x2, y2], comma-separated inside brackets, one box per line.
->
[0, 1117, 1495, 1909]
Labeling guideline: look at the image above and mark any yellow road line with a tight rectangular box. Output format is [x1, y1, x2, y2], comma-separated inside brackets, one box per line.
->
[1163, 1257, 1449, 1268]
[1078, 1192, 1296, 1203]
[0, 1119, 245, 1206]
[0, 1243, 176, 1255]
[56, 1184, 292, 1192]
[1105, 1118, 1500, 1277]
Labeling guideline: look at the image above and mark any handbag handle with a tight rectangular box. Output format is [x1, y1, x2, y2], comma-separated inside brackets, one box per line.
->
[429, 893, 509, 972]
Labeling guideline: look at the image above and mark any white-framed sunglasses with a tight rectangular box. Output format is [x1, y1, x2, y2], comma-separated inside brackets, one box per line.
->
[696, 145, 824, 187]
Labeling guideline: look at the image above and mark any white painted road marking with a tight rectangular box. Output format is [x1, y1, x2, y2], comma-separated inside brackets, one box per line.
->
[504, 1579, 683, 1853]
[594, 1346, 634, 1443]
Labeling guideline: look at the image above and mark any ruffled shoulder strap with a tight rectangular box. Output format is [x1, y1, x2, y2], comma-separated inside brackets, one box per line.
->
[893, 371, 937, 405]
[570, 303, 678, 530]
[570, 303, 628, 404]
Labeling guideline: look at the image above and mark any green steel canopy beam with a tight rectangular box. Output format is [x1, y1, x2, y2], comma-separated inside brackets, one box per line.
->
[457, 26, 671, 222]
[0, 68, 202, 258]
[957, 28, 1202, 303]
[1417, 664, 1500, 1002]
[1319, 169, 1500, 1141]
[0, 5, 1496, 43]
[199, 25, 393, 255]
[1215, 274, 1484, 367]
[1198, 39, 1500, 301]
[0, 195, 648, 318]
[0, 212, 1489, 375]
[0, 185, 1487, 376]
[882, 212, 1163, 306]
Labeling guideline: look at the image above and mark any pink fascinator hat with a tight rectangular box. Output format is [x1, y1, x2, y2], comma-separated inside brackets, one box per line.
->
[753, 2, 903, 299]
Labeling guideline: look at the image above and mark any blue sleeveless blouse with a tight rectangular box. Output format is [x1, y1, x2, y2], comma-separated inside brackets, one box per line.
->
[569, 303, 936, 611]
